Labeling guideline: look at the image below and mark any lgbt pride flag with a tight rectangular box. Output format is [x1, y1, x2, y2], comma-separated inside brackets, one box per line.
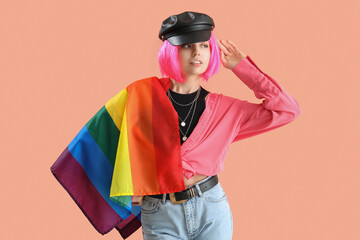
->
[50, 76, 186, 238]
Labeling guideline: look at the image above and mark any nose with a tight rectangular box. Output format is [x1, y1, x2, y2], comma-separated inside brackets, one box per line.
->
[192, 45, 201, 56]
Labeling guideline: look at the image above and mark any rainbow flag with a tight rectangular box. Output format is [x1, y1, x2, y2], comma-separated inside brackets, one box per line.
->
[50, 76, 186, 238]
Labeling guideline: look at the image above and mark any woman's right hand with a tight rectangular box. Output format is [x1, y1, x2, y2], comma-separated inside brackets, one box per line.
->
[132, 195, 144, 206]
[217, 39, 247, 70]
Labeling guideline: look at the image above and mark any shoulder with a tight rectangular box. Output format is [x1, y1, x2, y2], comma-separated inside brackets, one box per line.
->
[126, 76, 158, 89]
[123, 76, 170, 97]
[208, 92, 243, 105]
[124, 76, 169, 91]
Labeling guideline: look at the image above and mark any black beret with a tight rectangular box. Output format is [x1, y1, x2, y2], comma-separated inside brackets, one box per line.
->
[159, 11, 215, 46]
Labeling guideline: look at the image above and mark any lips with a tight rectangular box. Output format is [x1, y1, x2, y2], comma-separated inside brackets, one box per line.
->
[190, 60, 202, 64]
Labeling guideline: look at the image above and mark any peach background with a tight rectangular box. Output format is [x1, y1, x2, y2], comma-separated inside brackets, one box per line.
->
[1, 0, 359, 239]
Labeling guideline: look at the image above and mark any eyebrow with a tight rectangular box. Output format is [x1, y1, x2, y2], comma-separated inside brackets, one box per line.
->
[181, 42, 209, 46]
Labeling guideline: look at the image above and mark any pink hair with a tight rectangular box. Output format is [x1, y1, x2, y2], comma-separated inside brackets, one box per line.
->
[158, 31, 220, 83]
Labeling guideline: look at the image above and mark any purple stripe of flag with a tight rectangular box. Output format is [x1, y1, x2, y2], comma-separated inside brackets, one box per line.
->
[115, 213, 142, 239]
[50, 147, 122, 234]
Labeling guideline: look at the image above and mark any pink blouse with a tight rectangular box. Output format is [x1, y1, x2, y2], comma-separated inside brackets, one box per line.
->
[181, 55, 302, 179]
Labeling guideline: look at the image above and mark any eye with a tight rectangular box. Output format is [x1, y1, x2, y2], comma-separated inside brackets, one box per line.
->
[181, 43, 208, 48]
[181, 44, 191, 48]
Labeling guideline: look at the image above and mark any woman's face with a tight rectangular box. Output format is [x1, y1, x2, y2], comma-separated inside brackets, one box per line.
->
[178, 41, 211, 79]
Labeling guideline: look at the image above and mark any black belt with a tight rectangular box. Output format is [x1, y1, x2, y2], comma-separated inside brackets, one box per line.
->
[146, 175, 218, 204]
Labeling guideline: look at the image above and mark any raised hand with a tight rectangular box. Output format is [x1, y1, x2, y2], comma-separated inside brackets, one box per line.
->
[216, 39, 247, 70]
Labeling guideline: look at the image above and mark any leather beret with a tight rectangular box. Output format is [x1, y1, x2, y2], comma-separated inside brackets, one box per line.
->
[159, 11, 215, 46]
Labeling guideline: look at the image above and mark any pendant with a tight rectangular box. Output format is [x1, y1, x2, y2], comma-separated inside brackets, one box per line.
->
[181, 121, 186, 127]
[182, 136, 187, 141]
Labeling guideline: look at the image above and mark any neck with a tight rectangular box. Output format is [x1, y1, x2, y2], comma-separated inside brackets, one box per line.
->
[169, 75, 201, 94]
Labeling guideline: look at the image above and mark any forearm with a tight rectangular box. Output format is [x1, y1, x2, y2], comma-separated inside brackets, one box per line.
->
[231, 55, 301, 114]
[231, 55, 301, 142]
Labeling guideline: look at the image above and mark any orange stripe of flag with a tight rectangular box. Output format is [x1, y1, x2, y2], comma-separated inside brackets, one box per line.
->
[126, 78, 160, 194]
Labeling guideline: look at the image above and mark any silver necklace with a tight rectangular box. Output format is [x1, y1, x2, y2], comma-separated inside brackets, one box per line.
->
[168, 91, 196, 127]
[178, 98, 197, 141]
[167, 87, 201, 106]
[167, 87, 201, 127]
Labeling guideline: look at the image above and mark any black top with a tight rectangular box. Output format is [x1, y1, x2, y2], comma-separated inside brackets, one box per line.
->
[168, 86, 210, 145]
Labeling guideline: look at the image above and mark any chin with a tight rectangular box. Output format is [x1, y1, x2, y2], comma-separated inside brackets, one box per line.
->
[189, 69, 206, 75]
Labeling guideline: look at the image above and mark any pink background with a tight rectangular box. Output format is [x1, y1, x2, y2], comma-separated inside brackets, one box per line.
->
[1, 0, 359, 239]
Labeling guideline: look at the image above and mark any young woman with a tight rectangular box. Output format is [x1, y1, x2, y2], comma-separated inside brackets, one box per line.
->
[50, 10, 300, 240]
[133, 11, 301, 240]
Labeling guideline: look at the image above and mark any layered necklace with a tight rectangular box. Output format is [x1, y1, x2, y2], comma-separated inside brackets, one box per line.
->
[167, 87, 201, 141]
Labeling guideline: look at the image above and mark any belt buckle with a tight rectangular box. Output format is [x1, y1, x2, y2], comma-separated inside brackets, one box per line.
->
[169, 187, 196, 205]
[169, 193, 187, 204]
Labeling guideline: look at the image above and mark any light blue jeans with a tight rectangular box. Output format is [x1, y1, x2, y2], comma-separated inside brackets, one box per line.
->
[141, 176, 233, 240]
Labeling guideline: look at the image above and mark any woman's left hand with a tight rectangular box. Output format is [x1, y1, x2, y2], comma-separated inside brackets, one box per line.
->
[217, 39, 247, 70]
[132, 195, 144, 206]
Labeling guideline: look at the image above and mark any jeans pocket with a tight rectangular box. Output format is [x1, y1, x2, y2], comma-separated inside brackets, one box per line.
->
[201, 182, 227, 203]
[141, 196, 162, 215]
